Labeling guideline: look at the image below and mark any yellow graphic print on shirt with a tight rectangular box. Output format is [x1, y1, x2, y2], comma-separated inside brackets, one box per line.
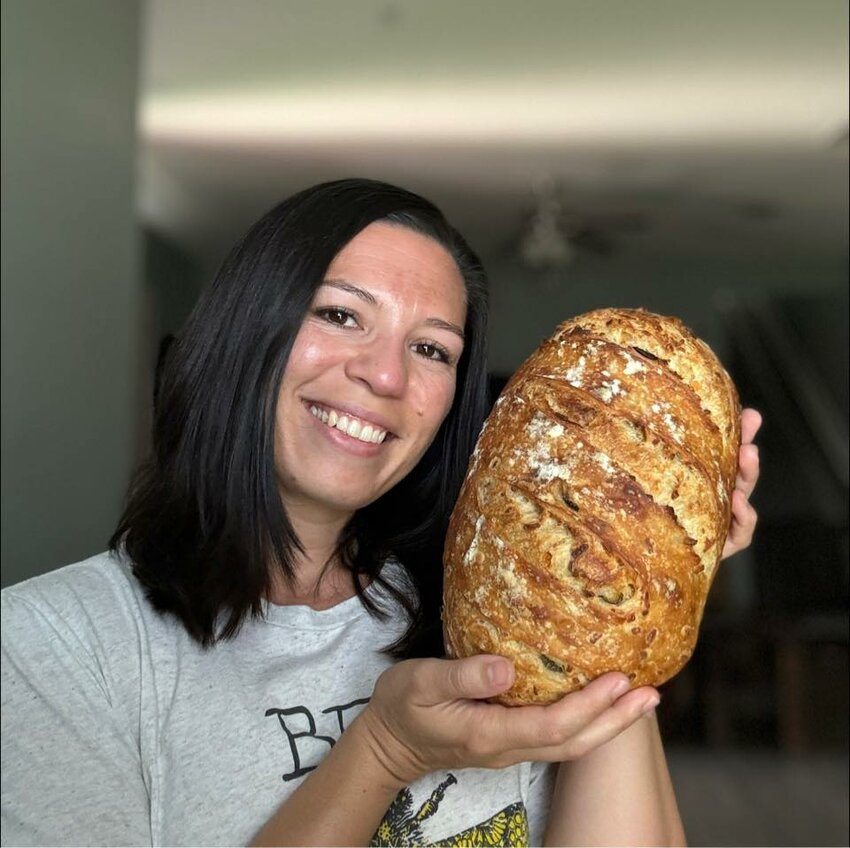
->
[370, 773, 529, 847]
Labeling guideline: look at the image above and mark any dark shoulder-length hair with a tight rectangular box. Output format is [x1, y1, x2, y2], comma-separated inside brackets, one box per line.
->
[110, 178, 489, 658]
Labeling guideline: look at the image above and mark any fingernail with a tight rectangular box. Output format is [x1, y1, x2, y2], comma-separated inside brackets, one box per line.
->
[642, 695, 661, 714]
[611, 677, 631, 699]
[487, 660, 511, 688]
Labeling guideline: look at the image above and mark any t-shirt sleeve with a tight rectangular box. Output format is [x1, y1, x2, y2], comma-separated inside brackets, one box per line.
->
[1, 590, 152, 847]
[526, 760, 557, 846]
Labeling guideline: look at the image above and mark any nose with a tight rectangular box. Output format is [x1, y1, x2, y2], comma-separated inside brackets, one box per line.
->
[344, 338, 408, 397]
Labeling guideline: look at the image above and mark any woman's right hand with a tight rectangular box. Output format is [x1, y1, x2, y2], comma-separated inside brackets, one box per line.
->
[355, 654, 661, 787]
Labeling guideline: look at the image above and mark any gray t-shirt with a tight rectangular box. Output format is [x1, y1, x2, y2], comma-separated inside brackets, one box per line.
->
[1, 552, 553, 846]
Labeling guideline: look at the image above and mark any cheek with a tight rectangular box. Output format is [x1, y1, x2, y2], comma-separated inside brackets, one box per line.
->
[278, 329, 338, 400]
[275, 334, 324, 433]
[415, 374, 457, 434]
[289, 329, 329, 368]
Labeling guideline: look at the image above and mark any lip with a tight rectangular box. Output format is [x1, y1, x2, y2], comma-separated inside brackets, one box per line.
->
[302, 398, 398, 437]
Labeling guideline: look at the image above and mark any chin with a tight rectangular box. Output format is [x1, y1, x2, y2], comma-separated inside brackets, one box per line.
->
[335, 489, 387, 512]
[307, 486, 386, 515]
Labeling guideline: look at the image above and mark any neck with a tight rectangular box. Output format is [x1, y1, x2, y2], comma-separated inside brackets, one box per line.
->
[268, 498, 356, 608]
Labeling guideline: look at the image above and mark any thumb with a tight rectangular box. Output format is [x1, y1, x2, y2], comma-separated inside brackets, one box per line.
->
[432, 655, 515, 703]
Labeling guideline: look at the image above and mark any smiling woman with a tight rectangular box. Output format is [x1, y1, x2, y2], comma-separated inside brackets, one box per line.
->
[1, 178, 758, 847]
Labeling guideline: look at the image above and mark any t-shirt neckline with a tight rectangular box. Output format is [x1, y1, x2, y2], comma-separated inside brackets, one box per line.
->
[260, 562, 406, 630]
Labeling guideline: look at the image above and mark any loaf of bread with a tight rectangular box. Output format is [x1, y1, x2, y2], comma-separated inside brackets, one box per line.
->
[443, 308, 741, 705]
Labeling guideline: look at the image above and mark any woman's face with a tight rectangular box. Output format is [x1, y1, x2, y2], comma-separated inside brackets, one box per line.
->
[274, 221, 467, 520]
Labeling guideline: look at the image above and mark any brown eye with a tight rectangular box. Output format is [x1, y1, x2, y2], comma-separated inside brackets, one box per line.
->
[315, 307, 357, 327]
[414, 342, 451, 363]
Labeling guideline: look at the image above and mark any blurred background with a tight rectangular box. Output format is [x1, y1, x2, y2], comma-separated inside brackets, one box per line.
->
[2, 1, 847, 844]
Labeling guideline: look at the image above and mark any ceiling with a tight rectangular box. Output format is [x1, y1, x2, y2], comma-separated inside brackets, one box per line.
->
[138, 0, 849, 277]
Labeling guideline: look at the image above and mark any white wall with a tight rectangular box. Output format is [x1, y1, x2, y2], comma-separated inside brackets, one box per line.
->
[1, 0, 142, 586]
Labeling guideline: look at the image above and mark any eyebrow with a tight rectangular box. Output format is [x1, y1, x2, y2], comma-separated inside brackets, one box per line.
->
[321, 279, 465, 340]
[323, 279, 378, 306]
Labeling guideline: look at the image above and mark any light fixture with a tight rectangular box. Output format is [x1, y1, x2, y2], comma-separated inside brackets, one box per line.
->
[519, 181, 575, 270]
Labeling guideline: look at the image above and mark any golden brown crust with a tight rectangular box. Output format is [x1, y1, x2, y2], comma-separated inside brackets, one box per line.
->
[443, 308, 741, 705]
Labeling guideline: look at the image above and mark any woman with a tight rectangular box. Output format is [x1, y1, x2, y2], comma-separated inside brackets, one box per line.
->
[1, 179, 760, 847]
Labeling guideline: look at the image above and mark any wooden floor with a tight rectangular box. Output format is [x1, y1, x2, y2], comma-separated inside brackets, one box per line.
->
[666, 748, 849, 847]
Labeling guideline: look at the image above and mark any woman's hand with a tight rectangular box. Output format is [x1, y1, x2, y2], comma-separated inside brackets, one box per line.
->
[356, 654, 658, 787]
[721, 407, 762, 560]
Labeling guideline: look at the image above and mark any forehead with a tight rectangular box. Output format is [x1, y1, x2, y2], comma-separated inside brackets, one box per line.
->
[325, 222, 467, 318]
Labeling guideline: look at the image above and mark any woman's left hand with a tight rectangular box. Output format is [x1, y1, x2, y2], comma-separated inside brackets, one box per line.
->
[721, 407, 762, 560]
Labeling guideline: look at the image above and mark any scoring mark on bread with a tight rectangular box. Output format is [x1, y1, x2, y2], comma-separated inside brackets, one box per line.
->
[557, 317, 735, 458]
[537, 331, 728, 469]
[468, 482, 647, 648]
[632, 345, 664, 363]
[503, 484, 645, 612]
[521, 386, 722, 576]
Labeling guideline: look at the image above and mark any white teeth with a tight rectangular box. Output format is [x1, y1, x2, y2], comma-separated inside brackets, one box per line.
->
[309, 404, 388, 444]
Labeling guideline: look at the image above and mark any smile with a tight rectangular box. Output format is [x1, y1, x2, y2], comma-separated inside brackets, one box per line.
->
[309, 404, 389, 444]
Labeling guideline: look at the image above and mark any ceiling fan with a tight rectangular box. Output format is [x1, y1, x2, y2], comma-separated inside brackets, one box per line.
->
[516, 179, 650, 270]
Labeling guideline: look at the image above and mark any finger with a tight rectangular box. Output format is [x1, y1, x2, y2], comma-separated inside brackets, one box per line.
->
[506, 685, 660, 763]
[735, 442, 760, 496]
[722, 491, 757, 558]
[560, 688, 661, 757]
[732, 488, 758, 534]
[412, 655, 516, 705]
[740, 408, 763, 445]
[490, 672, 631, 752]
